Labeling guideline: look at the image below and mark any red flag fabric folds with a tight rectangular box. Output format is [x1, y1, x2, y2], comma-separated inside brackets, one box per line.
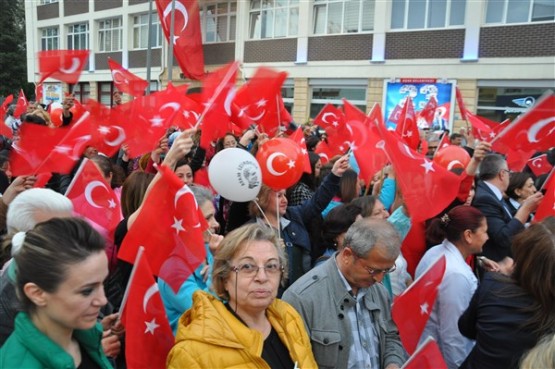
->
[155, 0, 204, 80]
[417, 96, 438, 129]
[108, 58, 148, 97]
[122, 252, 174, 369]
[118, 164, 206, 277]
[376, 122, 463, 222]
[392, 255, 446, 354]
[65, 158, 122, 233]
[290, 127, 311, 174]
[395, 97, 420, 150]
[38, 49, 89, 84]
[403, 337, 448, 369]
[534, 170, 554, 222]
[527, 154, 553, 177]
[13, 89, 28, 118]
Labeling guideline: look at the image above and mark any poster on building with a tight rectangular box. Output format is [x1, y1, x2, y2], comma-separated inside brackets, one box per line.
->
[43, 83, 63, 105]
[383, 79, 455, 132]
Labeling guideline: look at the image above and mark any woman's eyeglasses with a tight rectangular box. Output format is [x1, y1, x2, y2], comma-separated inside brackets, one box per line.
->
[232, 262, 283, 277]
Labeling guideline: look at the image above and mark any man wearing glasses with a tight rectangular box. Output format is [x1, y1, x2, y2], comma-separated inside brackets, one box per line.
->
[472, 153, 543, 275]
[283, 219, 407, 369]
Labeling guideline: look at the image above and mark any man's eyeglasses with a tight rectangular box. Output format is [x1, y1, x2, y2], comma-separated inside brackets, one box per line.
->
[231, 262, 283, 277]
[352, 252, 397, 276]
[501, 169, 513, 175]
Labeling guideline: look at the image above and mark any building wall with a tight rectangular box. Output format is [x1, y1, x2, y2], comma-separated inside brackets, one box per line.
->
[480, 23, 555, 57]
[308, 34, 373, 61]
[244, 39, 297, 63]
[385, 30, 465, 59]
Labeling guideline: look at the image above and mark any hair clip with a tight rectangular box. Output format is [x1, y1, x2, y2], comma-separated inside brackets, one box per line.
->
[440, 214, 451, 226]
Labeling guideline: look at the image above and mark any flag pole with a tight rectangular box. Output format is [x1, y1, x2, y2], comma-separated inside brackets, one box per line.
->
[118, 246, 145, 319]
[145, 0, 154, 95]
[167, 0, 177, 84]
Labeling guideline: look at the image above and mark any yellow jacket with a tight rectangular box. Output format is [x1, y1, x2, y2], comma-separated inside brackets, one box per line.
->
[167, 290, 318, 369]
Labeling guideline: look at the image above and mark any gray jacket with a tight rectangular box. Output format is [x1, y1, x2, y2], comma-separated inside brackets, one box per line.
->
[282, 256, 407, 369]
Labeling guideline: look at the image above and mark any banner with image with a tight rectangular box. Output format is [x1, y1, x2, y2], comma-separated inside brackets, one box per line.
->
[383, 79, 455, 131]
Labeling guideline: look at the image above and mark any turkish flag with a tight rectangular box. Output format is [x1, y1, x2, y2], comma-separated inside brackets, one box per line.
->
[35, 113, 95, 175]
[122, 252, 174, 369]
[401, 220, 427, 278]
[0, 95, 14, 139]
[35, 83, 44, 104]
[155, 0, 204, 80]
[455, 86, 468, 120]
[108, 58, 148, 97]
[492, 91, 555, 153]
[65, 158, 122, 233]
[118, 164, 207, 278]
[465, 110, 494, 142]
[314, 140, 334, 165]
[199, 61, 238, 150]
[392, 254, 446, 354]
[1, 94, 13, 117]
[313, 103, 349, 156]
[388, 101, 404, 124]
[33, 172, 53, 189]
[9, 123, 67, 176]
[165, 84, 204, 130]
[417, 96, 438, 129]
[346, 102, 388, 183]
[395, 97, 420, 150]
[14, 89, 28, 117]
[38, 49, 89, 84]
[402, 337, 448, 369]
[234, 67, 288, 136]
[528, 154, 553, 177]
[376, 122, 463, 222]
[433, 132, 451, 157]
[290, 127, 311, 173]
[534, 170, 555, 222]
[82, 99, 126, 158]
[117, 87, 184, 157]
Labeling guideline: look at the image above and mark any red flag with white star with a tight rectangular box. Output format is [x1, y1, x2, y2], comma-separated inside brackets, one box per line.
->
[492, 91, 555, 165]
[155, 0, 204, 80]
[290, 127, 311, 173]
[403, 336, 448, 369]
[108, 58, 149, 97]
[395, 97, 420, 150]
[455, 86, 468, 121]
[417, 96, 438, 129]
[118, 164, 207, 278]
[376, 121, 463, 222]
[13, 89, 28, 117]
[122, 250, 174, 369]
[313, 103, 349, 156]
[392, 255, 446, 354]
[527, 154, 553, 177]
[65, 158, 122, 233]
[38, 49, 89, 84]
[534, 170, 555, 222]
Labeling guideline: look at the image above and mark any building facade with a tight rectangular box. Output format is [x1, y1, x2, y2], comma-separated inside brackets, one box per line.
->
[25, 0, 555, 131]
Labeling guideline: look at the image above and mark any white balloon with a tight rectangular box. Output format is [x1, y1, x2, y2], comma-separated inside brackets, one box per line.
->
[208, 148, 262, 202]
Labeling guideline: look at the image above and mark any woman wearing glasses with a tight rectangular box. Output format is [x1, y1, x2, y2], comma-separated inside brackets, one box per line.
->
[167, 223, 318, 369]
[416, 205, 490, 369]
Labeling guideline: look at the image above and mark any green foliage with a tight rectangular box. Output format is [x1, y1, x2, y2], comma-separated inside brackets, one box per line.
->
[0, 0, 34, 99]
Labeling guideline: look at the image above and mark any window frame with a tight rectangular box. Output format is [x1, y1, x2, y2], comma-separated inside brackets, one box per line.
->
[98, 17, 123, 53]
[132, 12, 163, 49]
[67, 22, 89, 50]
[200, 1, 237, 43]
[40, 27, 59, 51]
[309, 83, 367, 118]
[39, 0, 58, 4]
[249, 0, 300, 40]
[484, 0, 555, 25]
[312, 0, 376, 35]
[390, 0, 467, 31]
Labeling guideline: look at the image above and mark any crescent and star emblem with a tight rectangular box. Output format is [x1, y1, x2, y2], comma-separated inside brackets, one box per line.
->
[59, 57, 82, 74]
[84, 180, 110, 209]
[266, 152, 287, 176]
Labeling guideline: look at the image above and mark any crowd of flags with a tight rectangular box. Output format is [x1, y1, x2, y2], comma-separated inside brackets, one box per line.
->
[1, 0, 554, 366]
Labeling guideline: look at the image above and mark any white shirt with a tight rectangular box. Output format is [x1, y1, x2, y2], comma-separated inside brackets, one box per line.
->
[415, 240, 478, 369]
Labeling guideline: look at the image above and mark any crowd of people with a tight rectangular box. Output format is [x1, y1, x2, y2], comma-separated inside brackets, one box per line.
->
[0, 93, 553, 369]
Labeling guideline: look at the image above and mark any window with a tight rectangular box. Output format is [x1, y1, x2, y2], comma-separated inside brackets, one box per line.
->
[313, 0, 375, 35]
[201, 1, 237, 42]
[310, 86, 366, 117]
[67, 23, 89, 50]
[39, 0, 58, 4]
[98, 82, 116, 106]
[133, 13, 163, 49]
[98, 18, 122, 52]
[391, 0, 466, 29]
[41, 27, 59, 50]
[249, 0, 299, 39]
[282, 86, 294, 114]
[485, 0, 554, 24]
[71, 82, 90, 103]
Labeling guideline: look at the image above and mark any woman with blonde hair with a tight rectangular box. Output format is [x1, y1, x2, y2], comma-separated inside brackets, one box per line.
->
[167, 223, 317, 368]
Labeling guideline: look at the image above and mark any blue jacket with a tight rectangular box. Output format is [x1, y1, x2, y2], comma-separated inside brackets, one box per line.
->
[158, 243, 214, 334]
[0, 312, 113, 369]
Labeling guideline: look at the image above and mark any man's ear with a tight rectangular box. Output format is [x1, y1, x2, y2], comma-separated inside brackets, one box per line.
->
[23, 283, 48, 307]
